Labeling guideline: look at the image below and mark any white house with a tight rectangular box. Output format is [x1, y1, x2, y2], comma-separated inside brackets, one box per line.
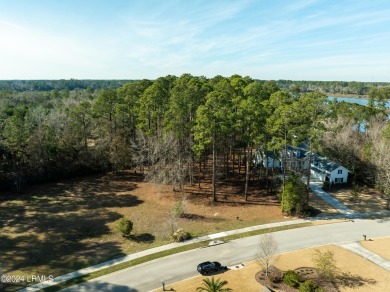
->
[254, 149, 281, 169]
[263, 154, 282, 169]
[310, 154, 349, 184]
[256, 144, 349, 184]
[281, 144, 310, 172]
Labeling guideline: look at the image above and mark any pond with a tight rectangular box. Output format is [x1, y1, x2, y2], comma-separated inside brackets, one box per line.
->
[328, 96, 390, 108]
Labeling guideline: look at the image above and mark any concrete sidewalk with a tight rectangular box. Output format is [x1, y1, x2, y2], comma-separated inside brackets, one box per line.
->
[19, 219, 307, 292]
[338, 242, 390, 271]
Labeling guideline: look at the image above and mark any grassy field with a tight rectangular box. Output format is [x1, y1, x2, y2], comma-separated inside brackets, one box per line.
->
[0, 171, 288, 290]
[0, 171, 387, 291]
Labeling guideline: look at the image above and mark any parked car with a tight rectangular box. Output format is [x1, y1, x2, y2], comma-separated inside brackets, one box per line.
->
[197, 261, 226, 275]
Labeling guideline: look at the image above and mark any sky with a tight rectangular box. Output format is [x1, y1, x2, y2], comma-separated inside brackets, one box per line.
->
[1, 0, 390, 81]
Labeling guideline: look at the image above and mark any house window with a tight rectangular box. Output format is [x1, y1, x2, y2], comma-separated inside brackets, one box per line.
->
[335, 178, 344, 183]
[337, 169, 342, 174]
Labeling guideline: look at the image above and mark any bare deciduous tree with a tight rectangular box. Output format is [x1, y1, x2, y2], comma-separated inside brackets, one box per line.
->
[363, 115, 390, 208]
[132, 130, 192, 191]
[257, 233, 278, 277]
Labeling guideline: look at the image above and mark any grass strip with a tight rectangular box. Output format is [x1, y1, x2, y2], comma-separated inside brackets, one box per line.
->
[40, 222, 313, 292]
[219, 222, 314, 241]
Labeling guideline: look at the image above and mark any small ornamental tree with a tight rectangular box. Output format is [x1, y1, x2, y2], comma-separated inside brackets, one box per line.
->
[115, 217, 133, 237]
[172, 195, 188, 218]
[350, 184, 361, 202]
[312, 249, 339, 282]
[257, 233, 278, 277]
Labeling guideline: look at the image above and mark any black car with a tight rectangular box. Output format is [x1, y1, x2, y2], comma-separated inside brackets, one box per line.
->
[197, 261, 226, 275]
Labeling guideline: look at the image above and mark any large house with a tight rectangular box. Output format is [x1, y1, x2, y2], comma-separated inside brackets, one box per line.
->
[281, 144, 310, 172]
[256, 144, 349, 184]
[310, 154, 349, 184]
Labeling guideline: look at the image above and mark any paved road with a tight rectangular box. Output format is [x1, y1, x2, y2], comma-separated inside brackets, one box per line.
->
[62, 218, 390, 292]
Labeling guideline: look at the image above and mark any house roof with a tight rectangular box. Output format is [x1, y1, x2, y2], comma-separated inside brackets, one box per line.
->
[311, 154, 348, 173]
[310, 166, 328, 176]
[285, 144, 308, 159]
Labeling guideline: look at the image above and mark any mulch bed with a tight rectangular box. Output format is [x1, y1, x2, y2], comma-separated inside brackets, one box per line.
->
[255, 266, 338, 291]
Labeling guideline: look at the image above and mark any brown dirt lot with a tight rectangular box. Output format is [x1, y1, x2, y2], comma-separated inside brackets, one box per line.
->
[155, 241, 390, 292]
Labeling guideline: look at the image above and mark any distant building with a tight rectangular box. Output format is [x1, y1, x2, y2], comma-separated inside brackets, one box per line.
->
[280, 144, 310, 172]
[255, 144, 349, 183]
[255, 150, 281, 169]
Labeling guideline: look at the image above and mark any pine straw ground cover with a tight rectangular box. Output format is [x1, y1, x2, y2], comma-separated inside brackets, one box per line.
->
[154, 240, 390, 292]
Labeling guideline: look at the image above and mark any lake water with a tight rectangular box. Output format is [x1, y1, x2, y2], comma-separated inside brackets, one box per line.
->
[328, 96, 390, 108]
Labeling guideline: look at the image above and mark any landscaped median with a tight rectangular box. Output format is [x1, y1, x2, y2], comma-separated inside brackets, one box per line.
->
[19, 219, 319, 292]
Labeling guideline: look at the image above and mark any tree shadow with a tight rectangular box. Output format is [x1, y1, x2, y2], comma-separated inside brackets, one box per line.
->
[337, 272, 377, 288]
[180, 213, 205, 220]
[202, 266, 229, 276]
[0, 203, 26, 229]
[0, 209, 127, 274]
[0, 172, 148, 284]
[129, 233, 155, 243]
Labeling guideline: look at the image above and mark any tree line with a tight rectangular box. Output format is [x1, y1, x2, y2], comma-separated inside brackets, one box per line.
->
[0, 74, 389, 209]
[1, 78, 389, 95]
[276, 80, 390, 96]
[0, 79, 132, 92]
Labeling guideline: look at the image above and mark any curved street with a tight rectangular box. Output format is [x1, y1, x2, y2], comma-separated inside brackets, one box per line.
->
[61, 218, 390, 292]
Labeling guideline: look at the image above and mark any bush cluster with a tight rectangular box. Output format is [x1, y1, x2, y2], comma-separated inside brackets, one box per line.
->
[283, 270, 303, 288]
[115, 217, 133, 237]
[299, 280, 325, 292]
[171, 228, 191, 242]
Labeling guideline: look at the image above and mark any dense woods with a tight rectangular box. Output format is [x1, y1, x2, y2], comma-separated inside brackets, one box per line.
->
[0, 75, 389, 207]
[1, 79, 390, 95]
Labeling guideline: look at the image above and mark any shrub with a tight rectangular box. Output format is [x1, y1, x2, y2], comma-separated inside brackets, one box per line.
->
[283, 270, 303, 288]
[115, 217, 133, 237]
[299, 280, 319, 292]
[171, 228, 191, 242]
[172, 196, 188, 218]
[322, 181, 330, 190]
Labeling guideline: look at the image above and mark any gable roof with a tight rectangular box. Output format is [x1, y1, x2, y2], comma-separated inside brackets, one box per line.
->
[311, 154, 349, 173]
[285, 144, 308, 159]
